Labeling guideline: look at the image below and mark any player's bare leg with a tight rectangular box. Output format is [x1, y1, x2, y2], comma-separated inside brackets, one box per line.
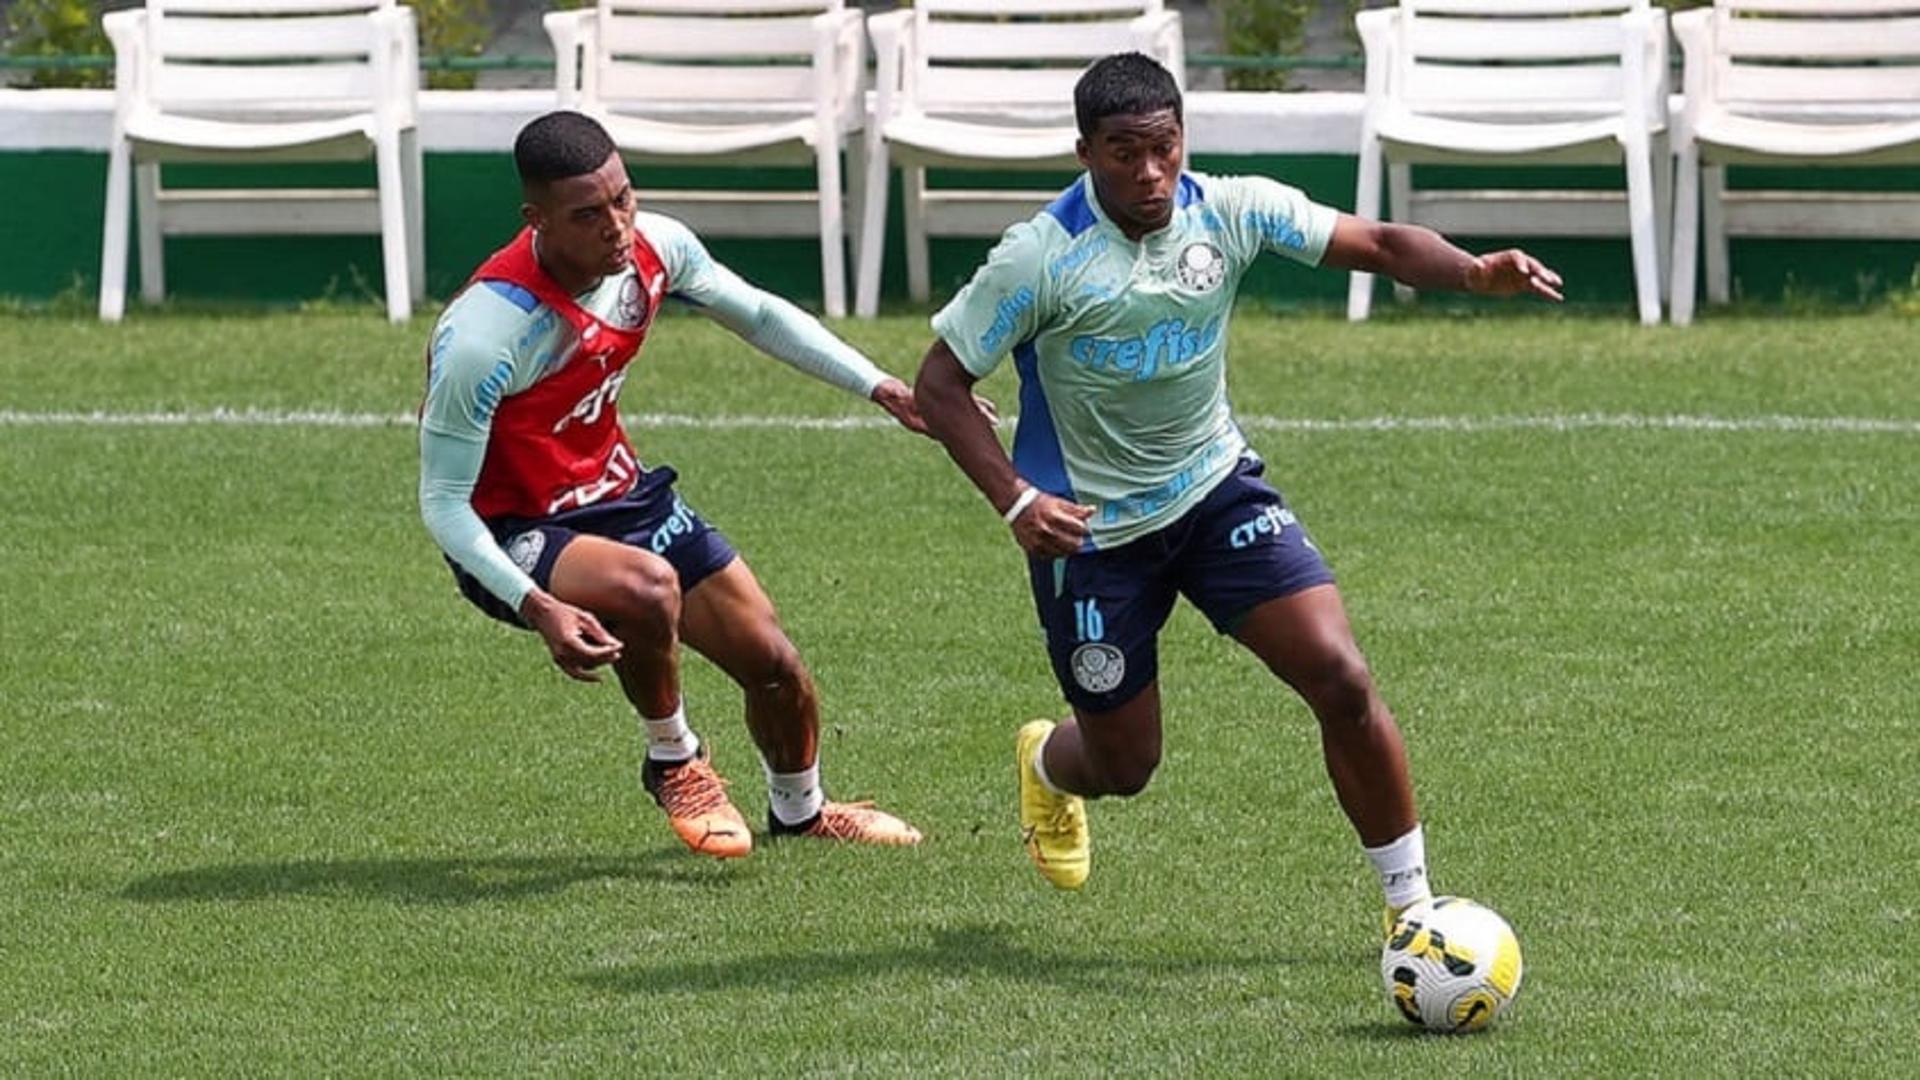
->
[1234, 583, 1431, 919]
[677, 559, 817, 768]
[681, 558, 920, 845]
[549, 537, 750, 858]
[549, 536, 683, 713]
[1040, 684, 1163, 797]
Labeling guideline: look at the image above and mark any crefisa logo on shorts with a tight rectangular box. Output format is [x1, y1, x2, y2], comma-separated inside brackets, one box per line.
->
[1176, 242, 1225, 293]
[505, 530, 546, 573]
[1071, 642, 1126, 694]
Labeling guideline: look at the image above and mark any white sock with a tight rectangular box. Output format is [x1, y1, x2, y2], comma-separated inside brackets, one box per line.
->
[641, 702, 699, 764]
[1030, 726, 1065, 795]
[764, 760, 824, 826]
[1364, 824, 1433, 910]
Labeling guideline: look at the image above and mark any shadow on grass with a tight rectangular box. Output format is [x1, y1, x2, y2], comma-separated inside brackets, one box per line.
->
[1335, 1021, 1454, 1042]
[578, 920, 1336, 996]
[119, 851, 727, 906]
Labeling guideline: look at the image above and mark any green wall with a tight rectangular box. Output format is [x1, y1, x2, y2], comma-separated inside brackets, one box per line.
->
[3, 150, 1916, 313]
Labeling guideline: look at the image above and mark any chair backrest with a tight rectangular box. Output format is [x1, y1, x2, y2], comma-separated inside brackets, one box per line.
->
[906, 0, 1176, 112]
[1703, 0, 1920, 108]
[137, 0, 401, 113]
[1390, 0, 1655, 114]
[590, 0, 850, 107]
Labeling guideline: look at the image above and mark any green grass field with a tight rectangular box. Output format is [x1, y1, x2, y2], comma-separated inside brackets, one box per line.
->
[1, 306, 1915, 1075]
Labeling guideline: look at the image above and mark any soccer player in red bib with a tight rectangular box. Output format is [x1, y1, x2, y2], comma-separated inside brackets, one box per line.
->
[419, 111, 922, 857]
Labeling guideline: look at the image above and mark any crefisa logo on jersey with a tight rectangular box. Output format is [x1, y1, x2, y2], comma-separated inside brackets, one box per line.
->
[1071, 642, 1125, 694]
[1176, 242, 1225, 292]
[505, 530, 547, 573]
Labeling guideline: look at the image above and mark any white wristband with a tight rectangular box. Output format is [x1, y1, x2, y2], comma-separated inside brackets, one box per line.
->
[1001, 485, 1042, 525]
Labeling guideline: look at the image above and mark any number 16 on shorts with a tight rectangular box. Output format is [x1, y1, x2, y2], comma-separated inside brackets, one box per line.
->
[1074, 599, 1105, 642]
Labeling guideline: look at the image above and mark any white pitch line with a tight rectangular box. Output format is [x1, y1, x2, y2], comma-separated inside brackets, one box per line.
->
[0, 408, 419, 428]
[0, 409, 1917, 435]
[1235, 412, 1920, 435]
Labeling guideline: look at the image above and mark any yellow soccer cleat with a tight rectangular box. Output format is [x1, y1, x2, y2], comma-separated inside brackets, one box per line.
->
[1017, 719, 1089, 890]
[774, 801, 924, 846]
[642, 752, 753, 859]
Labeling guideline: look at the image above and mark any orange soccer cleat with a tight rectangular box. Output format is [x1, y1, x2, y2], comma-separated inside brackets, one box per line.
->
[771, 801, 923, 846]
[642, 753, 752, 859]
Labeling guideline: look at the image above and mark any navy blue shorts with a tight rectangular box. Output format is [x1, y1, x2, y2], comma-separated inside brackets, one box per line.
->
[449, 465, 738, 628]
[1028, 456, 1335, 714]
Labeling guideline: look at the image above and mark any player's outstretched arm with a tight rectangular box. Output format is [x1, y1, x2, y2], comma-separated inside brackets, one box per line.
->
[914, 340, 1092, 557]
[1320, 213, 1563, 302]
[656, 217, 930, 435]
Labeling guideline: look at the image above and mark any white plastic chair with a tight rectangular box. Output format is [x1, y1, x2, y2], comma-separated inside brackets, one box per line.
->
[99, 0, 423, 323]
[546, 0, 867, 318]
[1670, 1, 1920, 325]
[853, 0, 1185, 318]
[1348, 0, 1670, 326]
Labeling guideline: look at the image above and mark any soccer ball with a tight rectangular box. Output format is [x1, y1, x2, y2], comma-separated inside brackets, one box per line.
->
[1380, 897, 1524, 1033]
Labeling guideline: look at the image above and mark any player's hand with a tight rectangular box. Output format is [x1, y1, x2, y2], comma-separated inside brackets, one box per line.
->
[871, 378, 929, 435]
[1010, 491, 1095, 557]
[520, 590, 623, 682]
[1466, 249, 1564, 302]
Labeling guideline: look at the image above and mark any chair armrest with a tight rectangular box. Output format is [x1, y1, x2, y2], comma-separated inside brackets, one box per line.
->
[1670, 8, 1714, 137]
[387, 7, 421, 124]
[368, 7, 417, 127]
[102, 9, 146, 118]
[544, 9, 599, 108]
[867, 9, 914, 130]
[1354, 9, 1396, 118]
[812, 9, 866, 134]
[1616, 7, 1657, 137]
[1637, 7, 1671, 124]
[1130, 11, 1185, 90]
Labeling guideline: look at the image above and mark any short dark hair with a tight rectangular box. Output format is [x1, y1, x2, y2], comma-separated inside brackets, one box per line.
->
[1074, 52, 1182, 139]
[514, 110, 616, 188]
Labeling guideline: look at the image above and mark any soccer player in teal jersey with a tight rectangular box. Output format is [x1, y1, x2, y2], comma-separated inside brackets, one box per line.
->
[912, 54, 1563, 914]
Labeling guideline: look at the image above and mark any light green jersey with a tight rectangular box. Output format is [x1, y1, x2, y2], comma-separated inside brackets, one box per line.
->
[932, 171, 1337, 549]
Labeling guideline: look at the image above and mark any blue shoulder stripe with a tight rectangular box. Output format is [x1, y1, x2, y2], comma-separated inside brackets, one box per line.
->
[1044, 179, 1098, 238]
[1176, 173, 1205, 208]
[481, 280, 540, 313]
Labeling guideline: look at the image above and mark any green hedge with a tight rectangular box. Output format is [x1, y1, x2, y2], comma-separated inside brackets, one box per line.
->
[0, 0, 1747, 94]
[4, 0, 117, 88]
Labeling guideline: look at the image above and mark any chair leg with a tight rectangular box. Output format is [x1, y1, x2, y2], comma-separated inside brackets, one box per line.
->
[1624, 142, 1661, 326]
[375, 134, 411, 323]
[904, 165, 930, 303]
[1669, 141, 1700, 327]
[1652, 130, 1673, 304]
[1347, 133, 1383, 322]
[816, 137, 848, 319]
[1388, 161, 1414, 305]
[135, 161, 165, 304]
[403, 127, 426, 305]
[845, 137, 866, 281]
[854, 135, 891, 318]
[1702, 164, 1730, 305]
[99, 140, 133, 322]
